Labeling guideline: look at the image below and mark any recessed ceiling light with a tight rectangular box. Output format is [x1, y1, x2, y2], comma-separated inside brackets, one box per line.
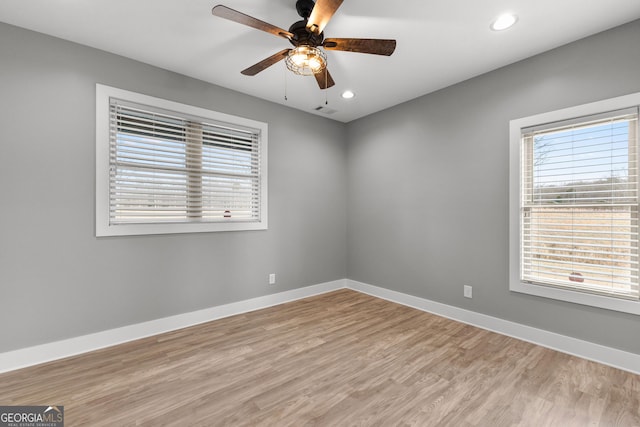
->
[490, 13, 518, 31]
[341, 90, 355, 99]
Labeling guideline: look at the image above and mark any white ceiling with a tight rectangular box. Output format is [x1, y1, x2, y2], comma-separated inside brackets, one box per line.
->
[2, 0, 640, 122]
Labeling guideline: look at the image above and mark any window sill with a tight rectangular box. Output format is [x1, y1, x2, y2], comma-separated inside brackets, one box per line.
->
[510, 280, 640, 315]
[96, 220, 268, 237]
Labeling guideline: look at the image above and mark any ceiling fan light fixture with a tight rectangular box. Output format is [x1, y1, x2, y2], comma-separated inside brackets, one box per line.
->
[285, 46, 327, 76]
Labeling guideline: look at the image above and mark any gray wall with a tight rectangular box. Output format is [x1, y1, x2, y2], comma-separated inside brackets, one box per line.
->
[0, 22, 347, 352]
[346, 20, 640, 355]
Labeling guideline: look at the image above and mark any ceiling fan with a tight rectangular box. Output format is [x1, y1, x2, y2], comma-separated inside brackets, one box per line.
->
[212, 0, 396, 90]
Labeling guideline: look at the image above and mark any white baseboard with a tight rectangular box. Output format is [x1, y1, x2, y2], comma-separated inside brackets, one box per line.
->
[3, 278, 638, 376]
[0, 279, 346, 374]
[346, 279, 640, 375]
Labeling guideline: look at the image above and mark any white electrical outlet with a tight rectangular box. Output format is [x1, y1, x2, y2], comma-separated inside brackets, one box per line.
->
[464, 285, 473, 299]
[269, 273, 276, 285]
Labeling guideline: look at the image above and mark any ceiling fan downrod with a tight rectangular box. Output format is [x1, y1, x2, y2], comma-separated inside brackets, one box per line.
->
[295, 0, 315, 19]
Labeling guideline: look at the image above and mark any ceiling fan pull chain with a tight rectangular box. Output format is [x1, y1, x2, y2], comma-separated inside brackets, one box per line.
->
[284, 64, 288, 101]
[325, 60, 328, 105]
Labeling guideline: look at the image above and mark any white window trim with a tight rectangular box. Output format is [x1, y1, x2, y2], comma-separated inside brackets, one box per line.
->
[509, 92, 640, 315]
[96, 84, 268, 236]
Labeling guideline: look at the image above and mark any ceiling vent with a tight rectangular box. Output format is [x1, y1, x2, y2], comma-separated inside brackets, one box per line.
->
[314, 105, 337, 114]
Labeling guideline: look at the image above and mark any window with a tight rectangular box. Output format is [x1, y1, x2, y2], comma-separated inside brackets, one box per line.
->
[510, 93, 640, 315]
[96, 85, 267, 236]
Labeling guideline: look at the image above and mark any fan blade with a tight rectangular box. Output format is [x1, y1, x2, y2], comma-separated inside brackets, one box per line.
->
[212, 5, 293, 40]
[306, 0, 343, 35]
[324, 38, 396, 56]
[241, 49, 291, 76]
[314, 68, 335, 90]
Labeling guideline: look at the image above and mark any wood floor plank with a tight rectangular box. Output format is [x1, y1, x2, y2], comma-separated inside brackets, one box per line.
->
[0, 289, 638, 426]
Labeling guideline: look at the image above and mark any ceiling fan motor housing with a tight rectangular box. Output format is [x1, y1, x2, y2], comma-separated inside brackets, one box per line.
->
[289, 19, 324, 47]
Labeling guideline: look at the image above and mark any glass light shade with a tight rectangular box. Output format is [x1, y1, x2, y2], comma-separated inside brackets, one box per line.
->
[285, 46, 327, 76]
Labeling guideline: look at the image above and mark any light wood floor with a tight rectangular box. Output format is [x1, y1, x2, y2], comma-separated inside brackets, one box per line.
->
[1, 289, 638, 426]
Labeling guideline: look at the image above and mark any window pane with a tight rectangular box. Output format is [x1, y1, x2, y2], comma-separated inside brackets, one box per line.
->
[530, 120, 633, 204]
[522, 206, 638, 297]
[112, 168, 188, 223]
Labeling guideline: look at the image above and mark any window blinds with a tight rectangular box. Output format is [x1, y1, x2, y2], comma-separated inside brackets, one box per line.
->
[109, 100, 262, 225]
[521, 108, 639, 300]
